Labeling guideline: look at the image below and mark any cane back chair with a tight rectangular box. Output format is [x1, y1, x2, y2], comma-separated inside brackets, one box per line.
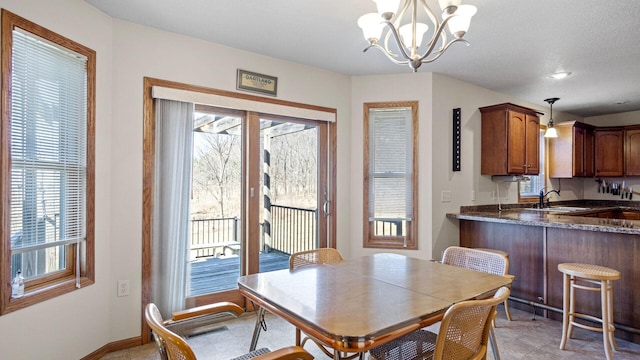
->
[289, 248, 344, 270]
[441, 246, 512, 360]
[145, 302, 314, 360]
[369, 287, 510, 360]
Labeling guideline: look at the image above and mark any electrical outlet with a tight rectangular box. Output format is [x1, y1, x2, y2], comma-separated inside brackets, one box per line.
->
[471, 190, 476, 202]
[441, 190, 452, 202]
[117, 280, 130, 297]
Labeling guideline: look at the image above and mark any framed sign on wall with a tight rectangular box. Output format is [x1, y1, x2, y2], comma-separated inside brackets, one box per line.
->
[236, 69, 278, 96]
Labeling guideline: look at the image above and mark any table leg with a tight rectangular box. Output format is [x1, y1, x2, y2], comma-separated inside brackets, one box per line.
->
[250, 307, 266, 351]
[333, 349, 341, 360]
[489, 327, 501, 360]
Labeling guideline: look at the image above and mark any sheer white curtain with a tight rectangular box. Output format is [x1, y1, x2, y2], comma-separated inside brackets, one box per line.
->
[152, 99, 194, 316]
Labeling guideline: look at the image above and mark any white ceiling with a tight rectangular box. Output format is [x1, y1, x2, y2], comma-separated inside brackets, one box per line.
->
[85, 0, 640, 118]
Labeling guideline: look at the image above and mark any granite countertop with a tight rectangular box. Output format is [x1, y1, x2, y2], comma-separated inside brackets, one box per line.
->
[447, 201, 640, 235]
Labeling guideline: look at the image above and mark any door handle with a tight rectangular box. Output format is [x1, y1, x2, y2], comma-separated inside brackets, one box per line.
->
[323, 190, 329, 218]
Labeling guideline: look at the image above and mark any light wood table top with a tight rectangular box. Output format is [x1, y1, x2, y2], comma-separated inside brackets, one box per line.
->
[238, 253, 511, 354]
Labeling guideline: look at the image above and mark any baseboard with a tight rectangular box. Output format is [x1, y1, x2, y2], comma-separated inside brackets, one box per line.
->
[80, 336, 142, 360]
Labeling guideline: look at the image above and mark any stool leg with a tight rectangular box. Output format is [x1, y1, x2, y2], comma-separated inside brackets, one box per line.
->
[606, 280, 618, 352]
[560, 273, 570, 350]
[568, 275, 576, 339]
[601, 280, 613, 360]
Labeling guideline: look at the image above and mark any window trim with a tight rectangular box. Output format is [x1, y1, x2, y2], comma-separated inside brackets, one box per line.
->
[0, 9, 95, 315]
[363, 101, 418, 250]
[518, 125, 547, 202]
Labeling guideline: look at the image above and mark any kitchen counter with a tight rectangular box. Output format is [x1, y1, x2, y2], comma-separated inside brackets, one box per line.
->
[447, 202, 640, 234]
[449, 200, 640, 344]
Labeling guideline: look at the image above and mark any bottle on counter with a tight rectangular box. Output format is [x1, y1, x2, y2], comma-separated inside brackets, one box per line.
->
[11, 270, 24, 298]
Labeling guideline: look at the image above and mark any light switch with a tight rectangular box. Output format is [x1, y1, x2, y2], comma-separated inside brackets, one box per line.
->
[441, 190, 452, 203]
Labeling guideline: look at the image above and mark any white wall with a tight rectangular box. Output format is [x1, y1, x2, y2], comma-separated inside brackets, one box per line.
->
[0, 0, 352, 358]
[0, 0, 113, 359]
[429, 74, 583, 258]
[108, 19, 352, 342]
[3, 1, 640, 358]
[351, 73, 435, 260]
[348, 73, 584, 262]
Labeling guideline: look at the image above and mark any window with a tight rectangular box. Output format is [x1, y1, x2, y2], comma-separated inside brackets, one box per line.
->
[1, 10, 95, 314]
[363, 102, 418, 249]
[519, 127, 546, 201]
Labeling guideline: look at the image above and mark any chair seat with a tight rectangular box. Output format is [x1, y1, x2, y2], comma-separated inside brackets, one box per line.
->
[230, 347, 271, 360]
[369, 330, 437, 360]
[557, 263, 620, 280]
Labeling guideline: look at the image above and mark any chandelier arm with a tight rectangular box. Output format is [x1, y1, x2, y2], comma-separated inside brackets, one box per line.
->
[392, 0, 412, 27]
[416, 14, 456, 62]
[367, 43, 410, 64]
[419, 38, 468, 63]
[383, 0, 412, 59]
[383, 22, 413, 61]
[419, 0, 447, 53]
[418, 0, 440, 31]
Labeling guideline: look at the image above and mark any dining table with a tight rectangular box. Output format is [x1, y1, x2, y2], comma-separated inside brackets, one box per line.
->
[237, 253, 511, 360]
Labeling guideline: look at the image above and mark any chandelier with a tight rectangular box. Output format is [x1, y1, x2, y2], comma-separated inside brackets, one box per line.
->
[357, 0, 477, 72]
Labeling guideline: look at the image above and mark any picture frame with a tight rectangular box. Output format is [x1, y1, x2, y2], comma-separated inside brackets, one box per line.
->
[236, 69, 278, 96]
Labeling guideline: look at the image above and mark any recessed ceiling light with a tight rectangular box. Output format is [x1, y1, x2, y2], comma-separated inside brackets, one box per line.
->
[550, 71, 571, 79]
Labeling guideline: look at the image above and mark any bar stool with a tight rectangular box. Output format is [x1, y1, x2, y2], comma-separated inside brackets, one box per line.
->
[477, 248, 513, 321]
[558, 263, 620, 360]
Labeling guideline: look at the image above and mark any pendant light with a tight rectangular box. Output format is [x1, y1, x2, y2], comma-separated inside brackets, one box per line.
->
[543, 97, 559, 138]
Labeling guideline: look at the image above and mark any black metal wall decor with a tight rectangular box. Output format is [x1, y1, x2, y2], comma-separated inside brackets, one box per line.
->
[452, 108, 461, 171]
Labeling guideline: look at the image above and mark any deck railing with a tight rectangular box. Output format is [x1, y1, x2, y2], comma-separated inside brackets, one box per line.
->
[190, 205, 318, 259]
[268, 204, 317, 255]
[190, 217, 239, 259]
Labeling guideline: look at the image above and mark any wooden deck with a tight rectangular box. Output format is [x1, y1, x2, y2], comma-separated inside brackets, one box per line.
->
[188, 251, 290, 296]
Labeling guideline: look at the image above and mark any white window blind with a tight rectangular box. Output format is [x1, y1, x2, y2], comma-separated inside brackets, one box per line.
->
[9, 28, 88, 281]
[368, 107, 413, 222]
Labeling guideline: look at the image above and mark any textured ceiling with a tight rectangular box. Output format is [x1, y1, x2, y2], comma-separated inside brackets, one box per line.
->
[85, 0, 640, 118]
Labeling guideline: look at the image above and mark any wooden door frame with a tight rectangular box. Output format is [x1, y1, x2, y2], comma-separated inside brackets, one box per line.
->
[141, 77, 337, 344]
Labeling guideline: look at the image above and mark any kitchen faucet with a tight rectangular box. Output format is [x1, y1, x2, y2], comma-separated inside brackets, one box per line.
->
[538, 187, 561, 209]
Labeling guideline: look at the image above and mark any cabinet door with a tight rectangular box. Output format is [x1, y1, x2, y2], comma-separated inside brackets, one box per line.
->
[625, 128, 640, 176]
[573, 126, 585, 176]
[583, 128, 595, 177]
[595, 130, 624, 176]
[524, 114, 540, 174]
[507, 111, 526, 174]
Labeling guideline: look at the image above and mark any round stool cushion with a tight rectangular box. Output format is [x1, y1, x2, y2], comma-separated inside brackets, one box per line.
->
[558, 263, 620, 281]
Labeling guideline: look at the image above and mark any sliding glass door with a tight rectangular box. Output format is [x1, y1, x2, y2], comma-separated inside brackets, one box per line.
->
[186, 107, 329, 307]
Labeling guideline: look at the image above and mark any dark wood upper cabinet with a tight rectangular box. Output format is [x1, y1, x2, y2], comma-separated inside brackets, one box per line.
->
[549, 121, 595, 178]
[480, 103, 540, 175]
[625, 126, 640, 176]
[595, 128, 624, 177]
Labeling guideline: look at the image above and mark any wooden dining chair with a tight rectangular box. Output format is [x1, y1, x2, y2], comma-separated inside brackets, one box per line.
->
[145, 302, 314, 360]
[441, 246, 511, 360]
[369, 287, 510, 360]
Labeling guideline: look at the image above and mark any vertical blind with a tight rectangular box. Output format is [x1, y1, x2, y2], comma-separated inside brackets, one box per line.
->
[9, 28, 88, 279]
[368, 107, 413, 222]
